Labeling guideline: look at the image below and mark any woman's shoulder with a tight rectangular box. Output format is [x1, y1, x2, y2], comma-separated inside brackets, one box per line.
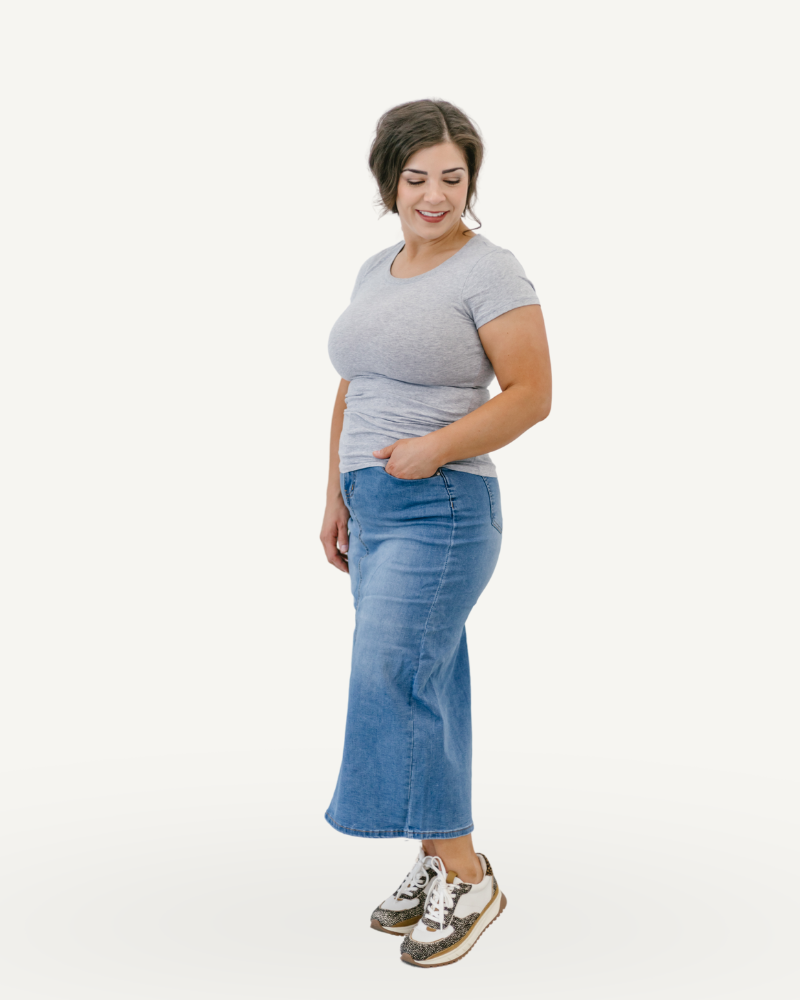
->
[462, 233, 525, 272]
[356, 241, 403, 280]
[460, 234, 540, 320]
[347, 241, 401, 300]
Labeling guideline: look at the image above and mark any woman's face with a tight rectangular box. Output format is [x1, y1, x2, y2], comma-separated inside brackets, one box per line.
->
[395, 142, 469, 241]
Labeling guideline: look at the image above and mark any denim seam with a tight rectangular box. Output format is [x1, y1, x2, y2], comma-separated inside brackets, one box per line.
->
[405, 469, 456, 834]
[480, 475, 502, 533]
[325, 813, 407, 834]
[325, 811, 474, 839]
[440, 468, 456, 510]
[348, 473, 369, 612]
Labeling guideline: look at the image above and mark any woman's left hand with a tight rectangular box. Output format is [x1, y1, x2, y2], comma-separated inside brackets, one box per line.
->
[373, 437, 442, 479]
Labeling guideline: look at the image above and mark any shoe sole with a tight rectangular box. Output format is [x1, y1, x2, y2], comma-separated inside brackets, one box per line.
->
[400, 890, 507, 967]
[370, 918, 417, 936]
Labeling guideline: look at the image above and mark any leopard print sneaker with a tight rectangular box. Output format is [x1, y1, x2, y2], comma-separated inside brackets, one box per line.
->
[370, 847, 438, 935]
[399, 853, 506, 966]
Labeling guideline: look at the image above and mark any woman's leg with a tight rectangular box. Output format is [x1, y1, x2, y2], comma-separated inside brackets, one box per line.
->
[422, 833, 483, 883]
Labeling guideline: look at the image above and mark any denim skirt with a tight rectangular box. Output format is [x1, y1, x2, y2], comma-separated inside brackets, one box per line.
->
[325, 465, 503, 840]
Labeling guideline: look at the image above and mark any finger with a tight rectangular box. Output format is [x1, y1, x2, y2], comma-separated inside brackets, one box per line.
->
[337, 518, 349, 556]
[319, 530, 339, 562]
[321, 532, 349, 572]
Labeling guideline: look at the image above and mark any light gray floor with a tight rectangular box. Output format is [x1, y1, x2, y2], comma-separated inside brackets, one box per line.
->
[2, 754, 797, 999]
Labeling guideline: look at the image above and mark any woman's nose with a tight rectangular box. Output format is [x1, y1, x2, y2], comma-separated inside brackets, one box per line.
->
[424, 184, 447, 205]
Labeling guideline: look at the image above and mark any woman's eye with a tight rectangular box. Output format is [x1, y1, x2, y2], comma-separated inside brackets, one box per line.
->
[407, 179, 461, 186]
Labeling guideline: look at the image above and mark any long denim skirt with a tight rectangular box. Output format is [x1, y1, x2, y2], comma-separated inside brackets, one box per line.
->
[325, 465, 503, 840]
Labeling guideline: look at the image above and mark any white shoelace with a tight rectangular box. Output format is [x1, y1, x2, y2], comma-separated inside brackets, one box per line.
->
[394, 851, 433, 899]
[421, 855, 455, 930]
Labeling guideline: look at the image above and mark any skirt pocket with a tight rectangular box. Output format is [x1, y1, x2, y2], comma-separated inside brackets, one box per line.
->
[382, 467, 442, 481]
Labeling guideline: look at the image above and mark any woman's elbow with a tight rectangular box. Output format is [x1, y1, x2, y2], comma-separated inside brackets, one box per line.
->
[527, 388, 552, 427]
[504, 381, 551, 427]
[538, 393, 552, 422]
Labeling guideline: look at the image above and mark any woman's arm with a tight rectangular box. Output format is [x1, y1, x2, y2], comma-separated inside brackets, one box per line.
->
[373, 305, 551, 478]
[320, 378, 351, 572]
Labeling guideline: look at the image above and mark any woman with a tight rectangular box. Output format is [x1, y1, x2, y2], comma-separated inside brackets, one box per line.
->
[320, 99, 552, 968]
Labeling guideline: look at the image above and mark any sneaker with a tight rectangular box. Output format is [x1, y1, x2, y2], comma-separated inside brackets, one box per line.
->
[399, 853, 506, 967]
[370, 846, 438, 935]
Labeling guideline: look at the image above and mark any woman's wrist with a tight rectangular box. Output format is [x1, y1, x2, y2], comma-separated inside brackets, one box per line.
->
[423, 429, 453, 468]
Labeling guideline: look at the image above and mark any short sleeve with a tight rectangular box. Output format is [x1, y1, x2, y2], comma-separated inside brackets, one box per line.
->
[462, 249, 540, 329]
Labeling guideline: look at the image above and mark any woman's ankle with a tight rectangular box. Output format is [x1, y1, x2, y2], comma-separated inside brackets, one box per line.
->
[454, 853, 483, 883]
[422, 837, 484, 884]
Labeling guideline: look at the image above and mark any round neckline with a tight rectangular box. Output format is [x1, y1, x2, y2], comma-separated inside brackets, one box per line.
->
[385, 233, 482, 284]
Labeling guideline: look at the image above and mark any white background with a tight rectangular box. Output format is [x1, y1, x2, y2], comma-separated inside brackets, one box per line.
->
[1, 1, 798, 997]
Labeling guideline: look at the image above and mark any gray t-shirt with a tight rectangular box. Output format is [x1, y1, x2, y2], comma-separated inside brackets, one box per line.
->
[327, 233, 540, 477]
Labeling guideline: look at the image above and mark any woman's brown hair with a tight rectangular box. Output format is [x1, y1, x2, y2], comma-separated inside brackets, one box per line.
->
[368, 99, 484, 228]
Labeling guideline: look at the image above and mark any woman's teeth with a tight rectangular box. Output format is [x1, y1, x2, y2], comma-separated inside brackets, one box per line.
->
[419, 211, 446, 217]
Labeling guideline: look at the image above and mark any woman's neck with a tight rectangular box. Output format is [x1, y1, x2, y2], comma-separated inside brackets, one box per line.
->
[398, 220, 475, 262]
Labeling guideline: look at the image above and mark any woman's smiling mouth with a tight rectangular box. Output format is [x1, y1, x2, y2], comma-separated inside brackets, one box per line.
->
[416, 209, 448, 223]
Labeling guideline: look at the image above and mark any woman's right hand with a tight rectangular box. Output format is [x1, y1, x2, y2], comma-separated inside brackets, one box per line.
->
[320, 496, 350, 573]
